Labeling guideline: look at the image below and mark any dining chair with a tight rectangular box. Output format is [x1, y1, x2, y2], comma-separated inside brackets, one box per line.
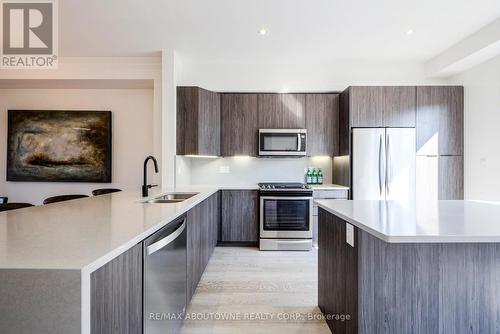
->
[0, 203, 34, 212]
[43, 195, 89, 205]
[91, 188, 122, 196]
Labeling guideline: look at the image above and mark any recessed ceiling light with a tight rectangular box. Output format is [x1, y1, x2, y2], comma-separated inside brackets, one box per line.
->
[406, 29, 414, 36]
[259, 27, 267, 36]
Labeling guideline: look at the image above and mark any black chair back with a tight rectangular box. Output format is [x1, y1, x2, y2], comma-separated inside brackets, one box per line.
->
[0, 197, 8, 204]
[0, 203, 34, 212]
[92, 188, 122, 196]
[43, 195, 89, 205]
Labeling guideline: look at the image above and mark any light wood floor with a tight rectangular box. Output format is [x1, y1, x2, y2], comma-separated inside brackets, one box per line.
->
[181, 247, 331, 334]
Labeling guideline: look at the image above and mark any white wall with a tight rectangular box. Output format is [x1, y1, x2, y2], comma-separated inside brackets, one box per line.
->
[450, 54, 500, 201]
[161, 50, 180, 189]
[177, 60, 445, 92]
[176, 156, 333, 187]
[0, 89, 154, 204]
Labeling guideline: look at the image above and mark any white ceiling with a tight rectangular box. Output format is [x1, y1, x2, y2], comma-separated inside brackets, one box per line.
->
[59, 0, 500, 63]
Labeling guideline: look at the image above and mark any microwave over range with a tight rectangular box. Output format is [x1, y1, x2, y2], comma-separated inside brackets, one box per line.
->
[258, 129, 307, 157]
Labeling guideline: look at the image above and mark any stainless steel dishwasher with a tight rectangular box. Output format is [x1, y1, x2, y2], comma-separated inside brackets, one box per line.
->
[144, 214, 187, 334]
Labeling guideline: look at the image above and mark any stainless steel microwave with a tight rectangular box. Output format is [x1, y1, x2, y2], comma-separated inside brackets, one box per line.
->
[259, 129, 307, 156]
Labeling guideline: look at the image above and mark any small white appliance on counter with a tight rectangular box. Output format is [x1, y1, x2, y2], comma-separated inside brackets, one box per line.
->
[259, 129, 307, 156]
[259, 182, 313, 251]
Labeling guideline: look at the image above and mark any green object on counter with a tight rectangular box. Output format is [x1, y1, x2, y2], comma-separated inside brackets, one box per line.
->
[305, 168, 312, 184]
[312, 168, 318, 184]
[318, 168, 323, 185]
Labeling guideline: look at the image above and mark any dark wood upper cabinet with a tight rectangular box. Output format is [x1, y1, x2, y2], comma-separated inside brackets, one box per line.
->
[349, 86, 384, 127]
[440, 87, 464, 156]
[416, 87, 440, 155]
[305, 93, 339, 156]
[258, 93, 306, 129]
[417, 86, 464, 156]
[221, 94, 259, 156]
[339, 90, 351, 156]
[177, 87, 221, 156]
[348, 86, 416, 128]
[220, 190, 259, 243]
[382, 86, 416, 127]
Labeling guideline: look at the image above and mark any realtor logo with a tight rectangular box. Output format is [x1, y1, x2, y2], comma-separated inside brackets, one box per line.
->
[1, 0, 58, 69]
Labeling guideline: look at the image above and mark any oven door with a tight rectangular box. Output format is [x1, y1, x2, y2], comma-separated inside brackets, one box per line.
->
[259, 130, 307, 156]
[260, 196, 313, 238]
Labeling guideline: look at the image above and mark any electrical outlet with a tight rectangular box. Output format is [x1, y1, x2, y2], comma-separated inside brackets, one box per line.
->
[480, 157, 488, 169]
[346, 223, 354, 247]
[219, 165, 230, 174]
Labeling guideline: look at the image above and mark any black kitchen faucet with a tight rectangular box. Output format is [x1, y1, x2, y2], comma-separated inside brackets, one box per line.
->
[142, 156, 159, 197]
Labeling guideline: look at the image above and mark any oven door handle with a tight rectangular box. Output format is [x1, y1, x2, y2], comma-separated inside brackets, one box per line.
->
[260, 196, 313, 200]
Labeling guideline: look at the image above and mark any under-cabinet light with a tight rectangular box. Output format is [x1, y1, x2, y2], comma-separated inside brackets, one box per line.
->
[184, 155, 219, 159]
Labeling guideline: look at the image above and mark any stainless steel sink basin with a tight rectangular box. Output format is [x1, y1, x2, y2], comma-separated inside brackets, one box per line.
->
[146, 192, 199, 204]
[148, 199, 184, 204]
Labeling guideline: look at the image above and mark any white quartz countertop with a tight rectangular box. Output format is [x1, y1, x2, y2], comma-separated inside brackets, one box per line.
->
[315, 199, 500, 243]
[186, 184, 260, 190]
[0, 187, 221, 272]
[310, 184, 349, 191]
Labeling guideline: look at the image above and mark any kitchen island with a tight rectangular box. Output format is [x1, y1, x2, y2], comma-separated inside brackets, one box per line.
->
[0, 188, 224, 334]
[315, 199, 500, 334]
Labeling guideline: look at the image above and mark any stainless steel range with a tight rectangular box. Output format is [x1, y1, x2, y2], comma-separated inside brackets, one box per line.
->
[258, 182, 313, 251]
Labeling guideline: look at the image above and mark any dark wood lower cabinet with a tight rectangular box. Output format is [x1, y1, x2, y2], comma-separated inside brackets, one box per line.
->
[91, 243, 143, 334]
[91, 192, 220, 333]
[319, 208, 500, 334]
[318, 208, 357, 334]
[187, 192, 219, 302]
[220, 190, 259, 244]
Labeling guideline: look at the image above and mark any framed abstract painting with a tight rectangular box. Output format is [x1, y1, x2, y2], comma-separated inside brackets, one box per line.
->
[7, 110, 112, 182]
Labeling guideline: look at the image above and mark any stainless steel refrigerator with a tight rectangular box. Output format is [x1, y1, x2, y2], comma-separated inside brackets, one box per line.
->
[352, 128, 416, 201]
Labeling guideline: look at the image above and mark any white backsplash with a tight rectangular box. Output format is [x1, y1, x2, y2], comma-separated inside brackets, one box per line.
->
[175, 156, 332, 187]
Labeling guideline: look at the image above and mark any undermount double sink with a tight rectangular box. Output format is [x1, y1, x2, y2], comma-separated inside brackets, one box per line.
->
[146, 193, 199, 204]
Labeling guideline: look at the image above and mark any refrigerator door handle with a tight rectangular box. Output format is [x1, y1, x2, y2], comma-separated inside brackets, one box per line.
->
[386, 133, 391, 197]
[378, 134, 383, 196]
